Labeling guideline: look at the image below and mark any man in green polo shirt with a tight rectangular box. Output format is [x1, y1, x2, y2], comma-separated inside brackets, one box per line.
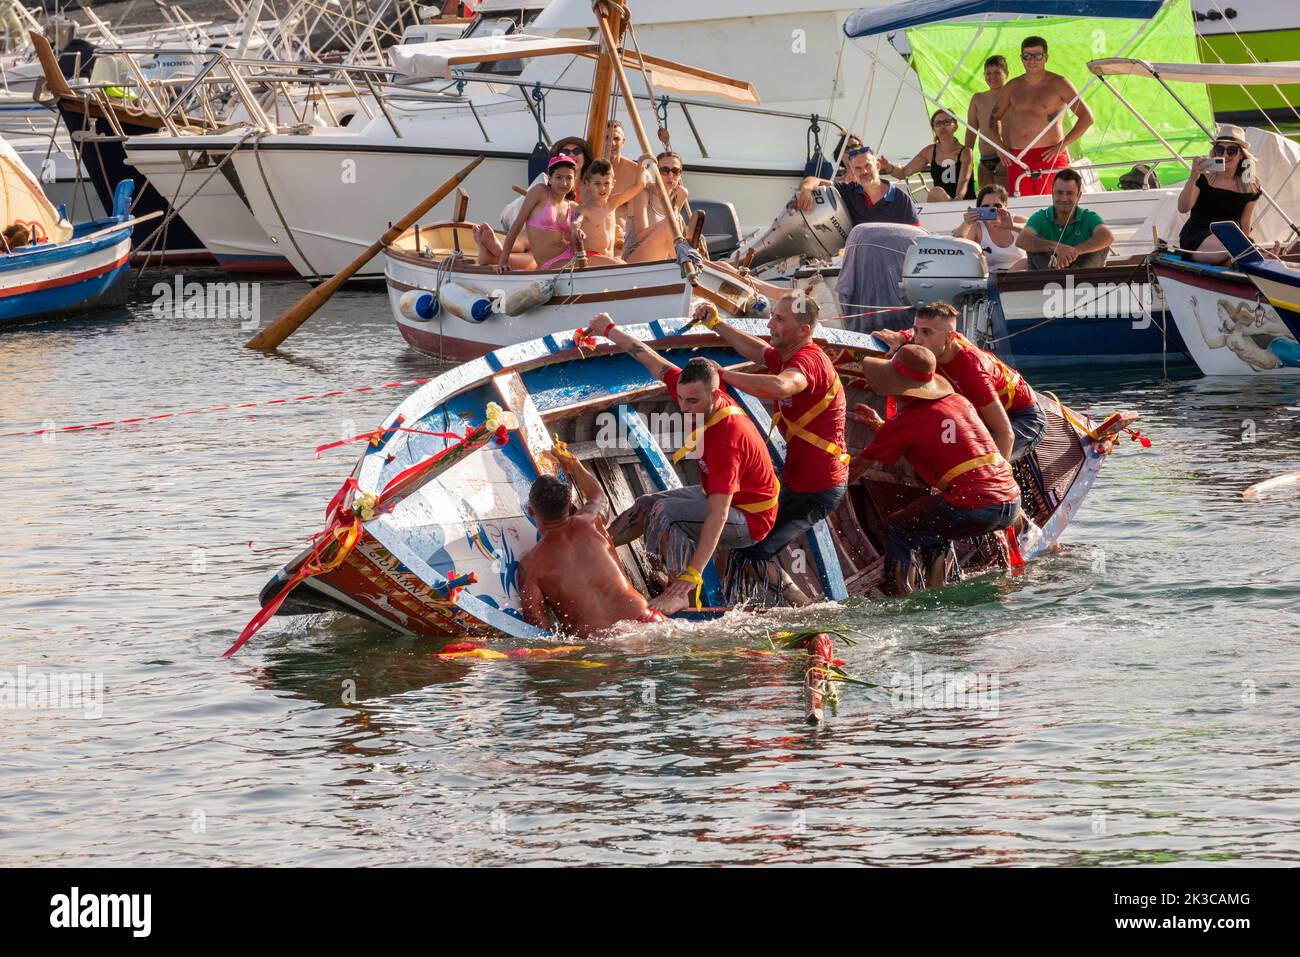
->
[1017, 167, 1115, 269]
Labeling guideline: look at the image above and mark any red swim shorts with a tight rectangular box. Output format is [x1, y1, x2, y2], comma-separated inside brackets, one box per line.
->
[1008, 145, 1070, 196]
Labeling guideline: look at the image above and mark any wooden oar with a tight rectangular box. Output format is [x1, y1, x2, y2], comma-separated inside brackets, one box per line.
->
[244, 155, 485, 351]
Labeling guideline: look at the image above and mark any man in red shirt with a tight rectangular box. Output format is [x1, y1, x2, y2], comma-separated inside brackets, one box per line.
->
[586, 312, 779, 614]
[690, 296, 847, 603]
[850, 344, 1022, 594]
[875, 302, 1046, 461]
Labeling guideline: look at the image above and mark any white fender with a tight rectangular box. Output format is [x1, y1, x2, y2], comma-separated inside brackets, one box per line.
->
[439, 281, 493, 323]
[398, 289, 437, 321]
[499, 278, 555, 316]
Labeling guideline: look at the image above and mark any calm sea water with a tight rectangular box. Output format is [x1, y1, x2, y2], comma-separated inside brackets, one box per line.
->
[2, 271, 1298, 866]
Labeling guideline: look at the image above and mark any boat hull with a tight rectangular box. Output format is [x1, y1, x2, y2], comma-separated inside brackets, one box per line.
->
[1152, 254, 1300, 375]
[0, 223, 131, 327]
[248, 320, 1131, 645]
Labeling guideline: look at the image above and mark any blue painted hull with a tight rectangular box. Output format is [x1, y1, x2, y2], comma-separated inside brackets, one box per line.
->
[0, 222, 132, 328]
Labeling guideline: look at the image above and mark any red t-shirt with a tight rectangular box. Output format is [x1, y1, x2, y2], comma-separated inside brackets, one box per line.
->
[763, 344, 847, 493]
[860, 393, 1020, 508]
[664, 366, 779, 541]
[901, 330, 1034, 412]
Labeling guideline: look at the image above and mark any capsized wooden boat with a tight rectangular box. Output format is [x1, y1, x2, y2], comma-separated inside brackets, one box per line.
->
[234, 320, 1139, 653]
[383, 221, 770, 359]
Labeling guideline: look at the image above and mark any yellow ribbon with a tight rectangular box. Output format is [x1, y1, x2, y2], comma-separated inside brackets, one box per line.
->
[678, 565, 705, 610]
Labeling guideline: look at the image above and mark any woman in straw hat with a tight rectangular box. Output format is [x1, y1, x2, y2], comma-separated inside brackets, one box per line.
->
[849, 345, 1022, 594]
[1177, 124, 1262, 265]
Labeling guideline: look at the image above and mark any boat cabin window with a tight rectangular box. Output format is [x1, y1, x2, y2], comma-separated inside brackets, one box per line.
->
[458, 8, 547, 76]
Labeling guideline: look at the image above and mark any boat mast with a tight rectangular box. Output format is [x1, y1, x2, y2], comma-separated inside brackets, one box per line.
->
[584, 0, 625, 161]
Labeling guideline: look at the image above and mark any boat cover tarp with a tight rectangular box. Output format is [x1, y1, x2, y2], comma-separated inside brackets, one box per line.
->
[0, 134, 72, 245]
[1090, 58, 1300, 87]
[843, 0, 1167, 38]
[1137, 127, 1300, 247]
[899, 0, 1212, 189]
[388, 33, 760, 104]
[834, 223, 927, 333]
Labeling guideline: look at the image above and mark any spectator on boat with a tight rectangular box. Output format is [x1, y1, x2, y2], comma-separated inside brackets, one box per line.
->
[1, 223, 31, 253]
[1176, 125, 1262, 265]
[574, 159, 651, 265]
[877, 109, 975, 202]
[1017, 168, 1114, 269]
[836, 134, 866, 179]
[487, 155, 581, 272]
[952, 185, 1027, 272]
[518, 445, 667, 636]
[849, 344, 1022, 594]
[796, 142, 921, 228]
[478, 136, 595, 265]
[623, 150, 690, 263]
[986, 36, 1093, 197]
[589, 313, 780, 615]
[690, 295, 848, 605]
[966, 55, 1010, 191]
[604, 120, 648, 253]
[874, 302, 1046, 462]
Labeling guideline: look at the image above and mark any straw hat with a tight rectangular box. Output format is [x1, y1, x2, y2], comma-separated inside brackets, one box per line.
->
[855, 344, 954, 401]
[1213, 124, 1249, 147]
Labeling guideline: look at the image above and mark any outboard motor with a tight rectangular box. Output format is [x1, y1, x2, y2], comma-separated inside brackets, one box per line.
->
[733, 186, 851, 271]
[899, 235, 990, 307]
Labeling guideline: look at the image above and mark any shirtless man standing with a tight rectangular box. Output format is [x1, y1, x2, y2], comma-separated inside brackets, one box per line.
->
[605, 120, 644, 252]
[517, 445, 664, 636]
[987, 36, 1093, 197]
[966, 55, 1009, 191]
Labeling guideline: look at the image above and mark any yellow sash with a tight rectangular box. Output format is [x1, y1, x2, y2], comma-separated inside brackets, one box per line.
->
[769, 375, 852, 466]
[672, 404, 779, 514]
[935, 452, 1004, 491]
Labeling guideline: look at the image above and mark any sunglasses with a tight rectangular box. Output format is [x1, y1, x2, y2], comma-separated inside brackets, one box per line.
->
[557, 146, 583, 156]
[1211, 144, 1242, 156]
[1021, 52, 1046, 61]
[933, 117, 957, 126]
[658, 166, 683, 175]
[846, 145, 873, 158]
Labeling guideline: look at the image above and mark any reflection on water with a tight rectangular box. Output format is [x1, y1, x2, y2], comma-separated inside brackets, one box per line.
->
[0, 275, 1297, 865]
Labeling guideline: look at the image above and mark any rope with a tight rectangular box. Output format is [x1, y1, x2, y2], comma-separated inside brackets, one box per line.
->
[253, 129, 323, 280]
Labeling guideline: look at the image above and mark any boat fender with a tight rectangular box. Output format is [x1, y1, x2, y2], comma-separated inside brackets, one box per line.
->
[744, 293, 770, 319]
[438, 281, 493, 323]
[499, 278, 555, 316]
[398, 289, 438, 321]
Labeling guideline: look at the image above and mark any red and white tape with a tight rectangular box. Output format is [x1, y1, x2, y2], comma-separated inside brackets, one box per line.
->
[1, 376, 437, 438]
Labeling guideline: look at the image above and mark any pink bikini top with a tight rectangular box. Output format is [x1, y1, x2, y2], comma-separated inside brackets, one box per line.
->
[528, 199, 573, 234]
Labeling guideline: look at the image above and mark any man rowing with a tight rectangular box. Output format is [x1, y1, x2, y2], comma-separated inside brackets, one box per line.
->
[518, 443, 665, 636]
[586, 312, 780, 615]
[849, 345, 1022, 594]
[873, 302, 1046, 461]
[986, 36, 1093, 197]
[689, 295, 847, 604]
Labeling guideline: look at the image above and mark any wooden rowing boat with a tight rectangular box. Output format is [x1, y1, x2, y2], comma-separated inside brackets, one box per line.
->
[231, 319, 1137, 654]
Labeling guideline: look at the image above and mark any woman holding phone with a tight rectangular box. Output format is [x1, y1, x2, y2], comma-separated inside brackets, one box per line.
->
[952, 185, 1027, 271]
[1176, 125, 1261, 265]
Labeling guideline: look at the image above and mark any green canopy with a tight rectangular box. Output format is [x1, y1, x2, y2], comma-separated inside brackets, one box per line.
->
[903, 0, 1213, 187]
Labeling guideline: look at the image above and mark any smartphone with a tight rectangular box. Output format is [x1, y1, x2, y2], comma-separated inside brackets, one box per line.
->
[1208, 156, 1226, 172]
[976, 206, 999, 221]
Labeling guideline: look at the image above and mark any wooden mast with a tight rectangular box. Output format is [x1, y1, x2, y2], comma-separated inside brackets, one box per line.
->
[583, 1, 625, 161]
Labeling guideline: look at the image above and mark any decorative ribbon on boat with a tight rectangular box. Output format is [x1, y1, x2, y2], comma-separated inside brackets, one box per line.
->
[571, 327, 600, 357]
[225, 404, 510, 658]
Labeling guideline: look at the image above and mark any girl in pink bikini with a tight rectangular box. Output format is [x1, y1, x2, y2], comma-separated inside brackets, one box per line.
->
[494, 156, 583, 272]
